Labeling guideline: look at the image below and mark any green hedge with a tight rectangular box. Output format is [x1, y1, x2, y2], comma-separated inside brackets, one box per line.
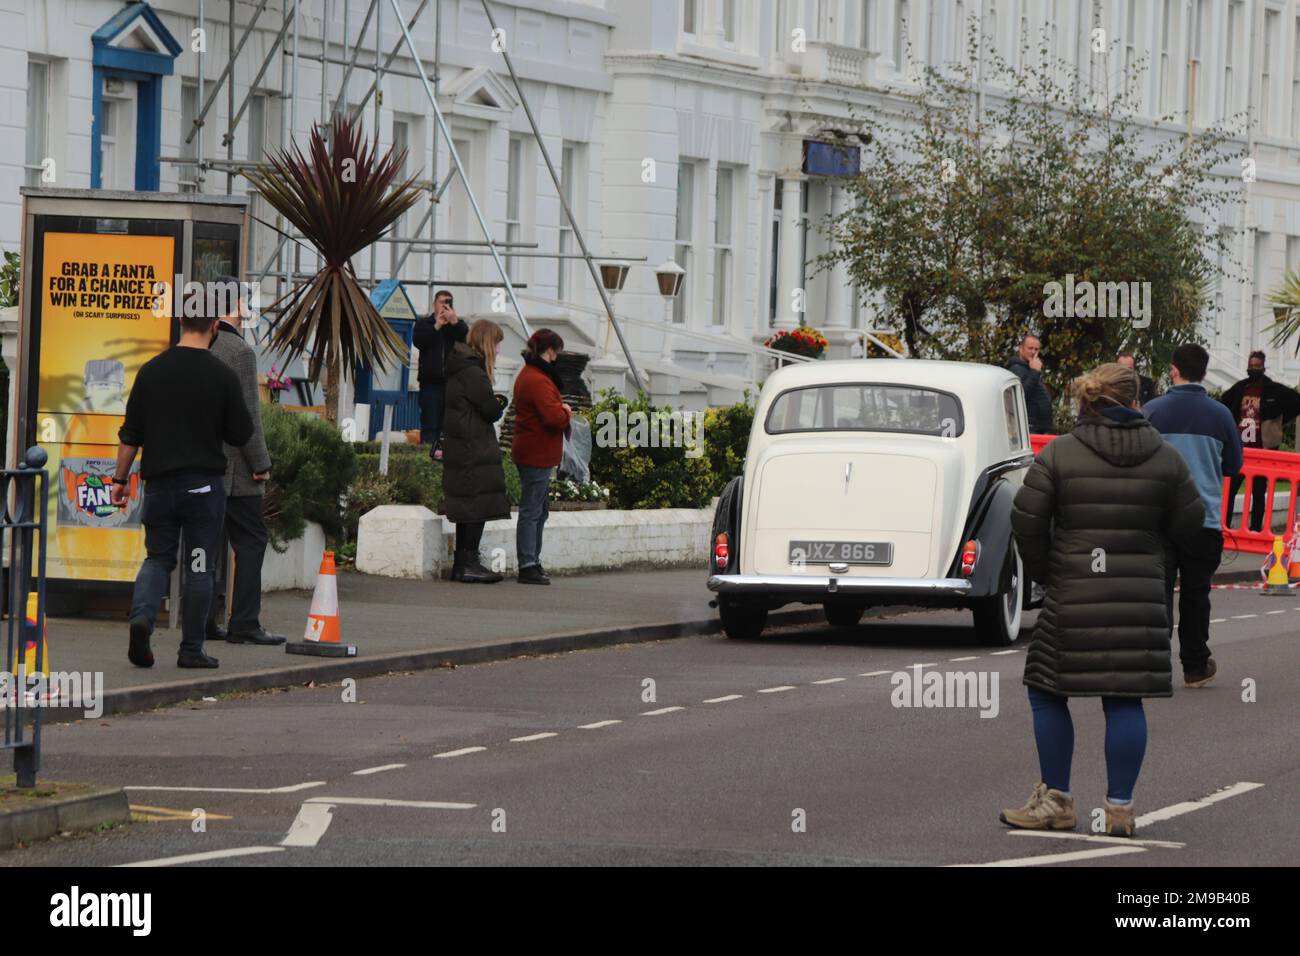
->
[584, 390, 754, 509]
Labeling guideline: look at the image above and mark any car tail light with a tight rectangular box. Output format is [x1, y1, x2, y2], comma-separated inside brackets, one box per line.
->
[961, 539, 979, 576]
[714, 533, 730, 570]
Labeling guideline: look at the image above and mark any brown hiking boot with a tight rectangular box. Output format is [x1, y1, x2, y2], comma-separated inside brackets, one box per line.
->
[1184, 657, 1217, 688]
[999, 782, 1076, 830]
[1104, 800, 1137, 837]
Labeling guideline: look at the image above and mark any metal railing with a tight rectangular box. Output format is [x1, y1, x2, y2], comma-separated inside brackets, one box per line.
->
[2, 447, 49, 788]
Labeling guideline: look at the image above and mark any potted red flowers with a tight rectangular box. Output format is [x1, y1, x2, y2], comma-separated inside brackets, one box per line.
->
[764, 326, 828, 360]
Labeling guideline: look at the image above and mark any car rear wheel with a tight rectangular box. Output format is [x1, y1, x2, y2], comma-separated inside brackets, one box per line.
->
[823, 602, 866, 627]
[719, 601, 768, 640]
[972, 544, 1023, 646]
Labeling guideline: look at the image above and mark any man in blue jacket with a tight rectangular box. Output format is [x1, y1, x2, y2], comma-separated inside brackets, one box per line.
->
[1143, 343, 1243, 689]
[1008, 334, 1053, 434]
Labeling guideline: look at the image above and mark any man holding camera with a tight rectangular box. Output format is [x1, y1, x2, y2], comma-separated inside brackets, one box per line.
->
[413, 289, 468, 455]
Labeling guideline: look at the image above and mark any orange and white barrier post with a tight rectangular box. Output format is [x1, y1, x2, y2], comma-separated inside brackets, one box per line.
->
[285, 552, 357, 657]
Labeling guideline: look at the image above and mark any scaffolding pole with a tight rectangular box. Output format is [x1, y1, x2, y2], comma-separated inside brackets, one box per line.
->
[476, 0, 645, 392]
[185, 0, 273, 145]
[384, 0, 532, 340]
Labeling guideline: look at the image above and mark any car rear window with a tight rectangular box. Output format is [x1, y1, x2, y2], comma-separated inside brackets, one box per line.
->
[765, 383, 965, 437]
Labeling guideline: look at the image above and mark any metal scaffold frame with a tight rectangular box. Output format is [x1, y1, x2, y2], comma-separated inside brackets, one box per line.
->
[161, 0, 647, 392]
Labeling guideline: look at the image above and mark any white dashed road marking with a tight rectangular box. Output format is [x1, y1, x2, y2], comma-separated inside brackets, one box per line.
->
[1232, 614, 1257, 620]
[510, 732, 559, 743]
[641, 706, 685, 716]
[757, 686, 795, 694]
[703, 695, 743, 703]
[859, 670, 891, 677]
[949, 656, 979, 662]
[578, 720, 622, 729]
[434, 746, 487, 758]
[990, 649, 1021, 655]
[1266, 610, 1287, 615]
[812, 678, 846, 685]
[352, 764, 405, 776]
[1211, 618, 1227, 624]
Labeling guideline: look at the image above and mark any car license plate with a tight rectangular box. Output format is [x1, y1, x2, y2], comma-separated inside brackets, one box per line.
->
[789, 540, 893, 567]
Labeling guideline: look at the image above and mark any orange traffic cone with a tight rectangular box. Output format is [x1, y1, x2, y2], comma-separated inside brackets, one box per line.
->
[1288, 527, 1300, 580]
[285, 552, 357, 657]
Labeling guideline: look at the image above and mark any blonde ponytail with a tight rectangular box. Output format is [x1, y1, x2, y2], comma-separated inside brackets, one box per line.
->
[1072, 363, 1139, 416]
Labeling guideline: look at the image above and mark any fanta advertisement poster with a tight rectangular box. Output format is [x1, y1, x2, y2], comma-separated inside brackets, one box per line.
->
[35, 231, 173, 581]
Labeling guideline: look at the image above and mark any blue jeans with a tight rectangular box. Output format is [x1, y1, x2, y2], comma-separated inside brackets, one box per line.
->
[129, 473, 227, 657]
[419, 384, 446, 446]
[1027, 686, 1147, 803]
[516, 465, 552, 570]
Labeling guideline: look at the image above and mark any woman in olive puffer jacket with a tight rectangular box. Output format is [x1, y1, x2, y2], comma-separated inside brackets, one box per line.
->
[1002, 362, 1204, 838]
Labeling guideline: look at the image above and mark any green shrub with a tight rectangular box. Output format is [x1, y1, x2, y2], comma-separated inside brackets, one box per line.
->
[584, 390, 753, 509]
[263, 405, 357, 549]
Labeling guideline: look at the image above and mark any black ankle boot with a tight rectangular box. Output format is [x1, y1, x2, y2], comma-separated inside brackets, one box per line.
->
[449, 550, 467, 581]
[459, 553, 503, 583]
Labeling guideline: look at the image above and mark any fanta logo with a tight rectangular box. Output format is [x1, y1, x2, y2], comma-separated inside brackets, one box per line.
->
[75, 476, 114, 516]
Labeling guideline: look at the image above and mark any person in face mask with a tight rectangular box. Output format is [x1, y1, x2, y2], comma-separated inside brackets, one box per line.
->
[1220, 351, 1300, 531]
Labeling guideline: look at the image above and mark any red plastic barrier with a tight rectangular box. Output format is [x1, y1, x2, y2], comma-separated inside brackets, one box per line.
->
[1027, 434, 1300, 554]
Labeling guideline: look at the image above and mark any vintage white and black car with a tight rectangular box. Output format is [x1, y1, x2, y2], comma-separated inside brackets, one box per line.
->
[707, 359, 1036, 644]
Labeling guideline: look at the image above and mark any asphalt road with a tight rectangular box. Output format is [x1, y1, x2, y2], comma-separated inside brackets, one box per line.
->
[5, 588, 1296, 867]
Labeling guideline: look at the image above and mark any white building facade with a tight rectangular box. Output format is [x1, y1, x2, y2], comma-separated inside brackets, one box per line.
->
[4, 0, 1300, 402]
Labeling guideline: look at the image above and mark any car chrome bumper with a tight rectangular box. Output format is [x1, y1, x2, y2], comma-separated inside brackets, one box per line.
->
[707, 574, 973, 596]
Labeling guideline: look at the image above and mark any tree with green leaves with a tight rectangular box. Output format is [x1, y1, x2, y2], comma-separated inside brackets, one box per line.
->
[816, 27, 1245, 405]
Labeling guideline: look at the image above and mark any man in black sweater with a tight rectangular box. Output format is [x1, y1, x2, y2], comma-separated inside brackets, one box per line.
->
[412, 289, 468, 454]
[111, 304, 254, 669]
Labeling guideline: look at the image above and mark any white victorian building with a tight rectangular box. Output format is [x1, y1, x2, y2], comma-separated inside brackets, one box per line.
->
[5, 0, 1300, 408]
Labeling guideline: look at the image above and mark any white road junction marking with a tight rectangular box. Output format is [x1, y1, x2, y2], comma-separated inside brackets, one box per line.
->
[125, 782, 325, 794]
[118, 846, 286, 867]
[1135, 782, 1264, 828]
[282, 802, 334, 847]
[956, 845, 1146, 867]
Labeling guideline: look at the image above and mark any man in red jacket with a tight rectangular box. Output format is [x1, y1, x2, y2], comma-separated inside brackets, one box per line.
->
[511, 329, 571, 584]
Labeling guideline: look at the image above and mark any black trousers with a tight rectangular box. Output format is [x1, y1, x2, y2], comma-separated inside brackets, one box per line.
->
[1164, 527, 1223, 671]
[207, 495, 271, 634]
[1227, 474, 1268, 532]
[456, 521, 485, 554]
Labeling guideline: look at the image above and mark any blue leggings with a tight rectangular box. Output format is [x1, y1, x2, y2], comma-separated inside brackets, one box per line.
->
[1027, 686, 1147, 802]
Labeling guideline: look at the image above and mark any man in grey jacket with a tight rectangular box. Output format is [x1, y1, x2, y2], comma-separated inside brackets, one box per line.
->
[204, 277, 285, 645]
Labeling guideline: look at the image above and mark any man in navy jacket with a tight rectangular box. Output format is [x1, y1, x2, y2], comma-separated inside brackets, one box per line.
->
[1144, 344, 1243, 689]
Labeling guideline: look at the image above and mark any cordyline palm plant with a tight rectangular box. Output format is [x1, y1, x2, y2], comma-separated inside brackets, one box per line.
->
[1267, 266, 1300, 356]
[246, 114, 423, 422]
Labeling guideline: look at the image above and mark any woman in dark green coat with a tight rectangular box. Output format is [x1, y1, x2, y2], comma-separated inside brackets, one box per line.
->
[441, 320, 509, 583]
[1003, 362, 1203, 838]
